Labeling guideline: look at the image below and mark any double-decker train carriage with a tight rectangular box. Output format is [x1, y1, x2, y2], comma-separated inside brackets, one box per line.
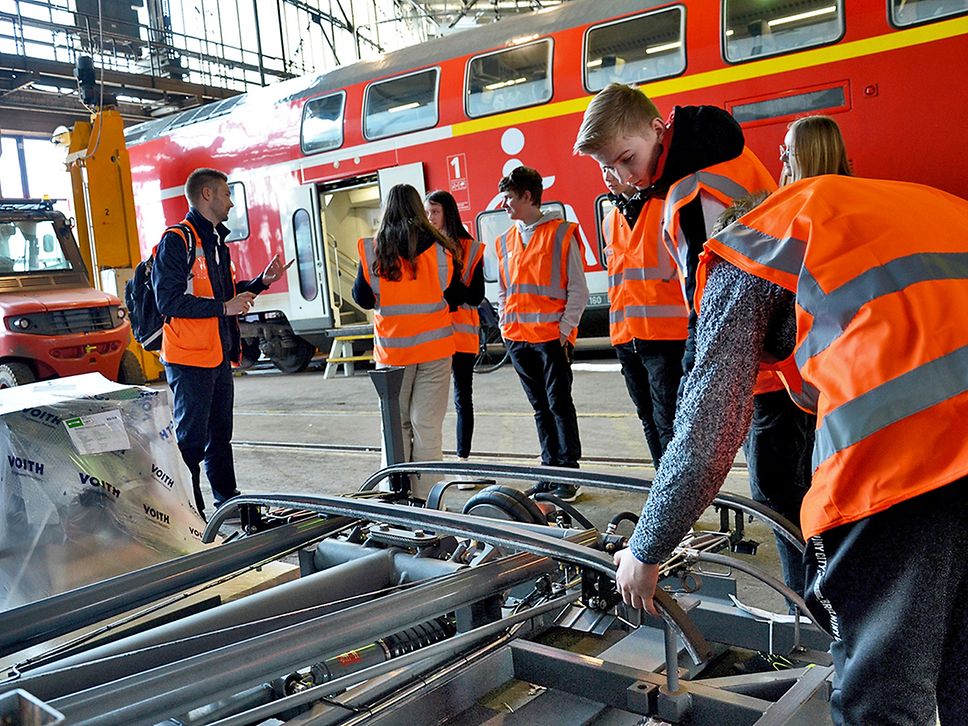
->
[125, 0, 968, 373]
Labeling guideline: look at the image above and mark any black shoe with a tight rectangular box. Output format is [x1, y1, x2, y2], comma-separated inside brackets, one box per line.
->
[213, 490, 242, 508]
[553, 485, 580, 503]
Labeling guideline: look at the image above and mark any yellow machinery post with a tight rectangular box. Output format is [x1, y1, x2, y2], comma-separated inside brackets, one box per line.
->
[61, 110, 164, 381]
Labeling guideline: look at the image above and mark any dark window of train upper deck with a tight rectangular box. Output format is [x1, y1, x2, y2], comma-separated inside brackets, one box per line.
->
[723, 0, 844, 63]
[363, 69, 439, 140]
[225, 183, 249, 242]
[584, 6, 686, 93]
[301, 92, 345, 154]
[890, 0, 968, 27]
[292, 208, 318, 301]
[465, 39, 553, 118]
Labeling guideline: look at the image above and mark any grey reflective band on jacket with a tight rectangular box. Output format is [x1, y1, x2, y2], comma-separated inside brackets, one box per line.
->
[713, 223, 806, 278]
[453, 322, 478, 336]
[435, 243, 450, 291]
[376, 325, 454, 349]
[795, 251, 968, 369]
[379, 301, 448, 315]
[813, 343, 968, 472]
[608, 266, 670, 288]
[462, 239, 483, 285]
[609, 305, 689, 324]
[361, 238, 379, 300]
[503, 311, 563, 324]
[664, 171, 759, 272]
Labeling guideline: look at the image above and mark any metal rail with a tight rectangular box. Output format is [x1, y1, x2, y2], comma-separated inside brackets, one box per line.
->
[203, 494, 711, 666]
[359, 461, 805, 553]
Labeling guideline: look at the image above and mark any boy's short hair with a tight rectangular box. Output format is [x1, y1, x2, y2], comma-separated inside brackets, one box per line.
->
[498, 166, 543, 206]
[573, 83, 662, 156]
[185, 168, 228, 206]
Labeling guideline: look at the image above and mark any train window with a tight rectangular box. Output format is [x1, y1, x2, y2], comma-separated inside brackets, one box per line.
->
[475, 202, 566, 283]
[891, 0, 968, 26]
[465, 39, 553, 118]
[728, 83, 848, 124]
[584, 6, 685, 92]
[723, 0, 844, 63]
[292, 208, 318, 301]
[363, 69, 439, 140]
[225, 183, 249, 242]
[301, 92, 345, 154]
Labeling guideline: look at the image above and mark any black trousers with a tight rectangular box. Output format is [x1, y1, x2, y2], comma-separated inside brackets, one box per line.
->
[743, 389, 815, 599]
[165, 359, 238, 514]
[451, 352, 475, 458]
[614, 338, 685, 467]
[805, 476, 968, 726]
[506, 339, 581, 469]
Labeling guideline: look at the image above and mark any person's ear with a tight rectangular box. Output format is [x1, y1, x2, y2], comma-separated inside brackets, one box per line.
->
[651, 117, 666, 138]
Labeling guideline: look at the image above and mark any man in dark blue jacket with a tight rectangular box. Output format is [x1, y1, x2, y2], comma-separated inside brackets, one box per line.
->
[153, 168, 289, 518]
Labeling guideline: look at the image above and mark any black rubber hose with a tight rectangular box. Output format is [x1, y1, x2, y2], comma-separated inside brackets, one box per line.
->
[532, 493, 596, 530]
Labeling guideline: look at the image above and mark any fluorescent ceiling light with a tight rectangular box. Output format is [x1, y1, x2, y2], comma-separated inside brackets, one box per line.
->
[388, 101, 419, 113]
[587, 58, 603, 68]
[484, 77, 527, 91]
[645, 41, 682, 55]
[768, 6, 836, 28]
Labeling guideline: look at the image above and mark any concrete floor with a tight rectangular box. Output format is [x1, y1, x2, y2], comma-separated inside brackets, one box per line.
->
[194, 355, 793, 613]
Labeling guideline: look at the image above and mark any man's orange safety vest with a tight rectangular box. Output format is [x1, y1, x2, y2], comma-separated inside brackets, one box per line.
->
[161, 219, 236, 368]
[452, 237, 484, 354]
[603, 200, 688, 346]
[698, 176, 968, 538]
[358, 238, 456, 366]
[495, 219, 580, 345]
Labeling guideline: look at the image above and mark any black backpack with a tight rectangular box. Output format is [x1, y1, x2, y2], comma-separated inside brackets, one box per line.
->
[125, 223, 196, 351]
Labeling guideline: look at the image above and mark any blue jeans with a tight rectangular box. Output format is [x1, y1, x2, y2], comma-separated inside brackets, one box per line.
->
[165, 359, 238, 514]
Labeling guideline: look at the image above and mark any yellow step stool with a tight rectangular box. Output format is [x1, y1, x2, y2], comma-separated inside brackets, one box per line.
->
[323, 333, 373, 379]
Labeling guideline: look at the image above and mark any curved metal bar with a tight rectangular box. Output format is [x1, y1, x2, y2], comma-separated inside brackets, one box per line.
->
[359, 461, 806, 554]
[205, 493, 711, 665]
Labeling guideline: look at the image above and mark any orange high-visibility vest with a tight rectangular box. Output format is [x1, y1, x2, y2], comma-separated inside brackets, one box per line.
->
[603, 201, 687, 346]
[452, 237, 484, 354]
[698, 176, 968, 538]
[663, 147, 779, 393]
[161, 219, 235, 368]
[496, 219, 580, 345]
[358, 237, 456, 366]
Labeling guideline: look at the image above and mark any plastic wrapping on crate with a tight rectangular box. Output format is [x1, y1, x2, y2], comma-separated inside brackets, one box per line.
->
[0, 373, 206, 611]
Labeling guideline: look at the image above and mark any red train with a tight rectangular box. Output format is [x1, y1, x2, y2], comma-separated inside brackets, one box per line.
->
[126, 0, 968, 372]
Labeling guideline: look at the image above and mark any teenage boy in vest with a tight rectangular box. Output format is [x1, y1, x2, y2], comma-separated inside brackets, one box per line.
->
[153, 168, 289, 518]
[495, 166, 588, 502]
[612, 178, 968, 726]
[600, 166, 687, 467]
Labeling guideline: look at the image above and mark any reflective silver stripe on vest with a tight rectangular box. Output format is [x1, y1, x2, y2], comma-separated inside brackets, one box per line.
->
[376, 325, 453, 349]
[610, 305, 690, 324]
[795, 252, 968, 370]
[664, 171, 752, 236]
[507, 283, 567, 300]
[608, 266, 668, 288]
[453, 323, 478, 336]
[714, 223, 806, 278]
[361, 238, 379, 300]
[379, 301, 448, 315]
[435, 244, 450, 290]
[549, 221, 571, 292]
[813, 343, 968, 472]
[498, 231, 511, 288]
[462, 239, 483, 285]
[503, 311, 562, 324]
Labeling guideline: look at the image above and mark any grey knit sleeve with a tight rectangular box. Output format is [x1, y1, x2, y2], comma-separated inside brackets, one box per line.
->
[628, 258, 792, 563]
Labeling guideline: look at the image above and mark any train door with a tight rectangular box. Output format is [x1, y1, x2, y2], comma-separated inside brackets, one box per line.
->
[281, 185, 333, 335]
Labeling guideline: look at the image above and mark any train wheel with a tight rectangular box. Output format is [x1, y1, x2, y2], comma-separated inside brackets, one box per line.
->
[117, 350, 147, 385]
[238, 337, 262, 370]
[0, 362, 35, 389]
[269, 337, 316, 374]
